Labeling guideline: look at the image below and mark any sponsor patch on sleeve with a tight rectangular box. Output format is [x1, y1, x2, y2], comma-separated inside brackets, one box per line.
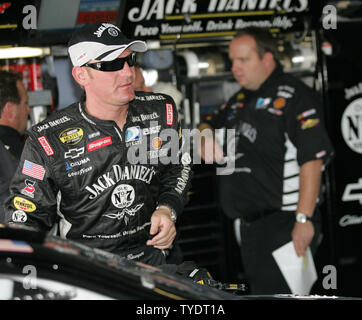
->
[11, 210, 27, 223]
[166, 103, 173, 125]
[273, 97, 286, 109]
[22, 160, 45, 180]
[13, 197, 36, 212]
[301, 118, 320, 130]
[38, 136, 54, 156]
[297, 108, 317, 120]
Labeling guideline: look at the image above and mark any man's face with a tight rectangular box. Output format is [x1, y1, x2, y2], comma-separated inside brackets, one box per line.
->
[229, 35, 269, 91]
[14, 80, 30, 135]
[85, 48, 136, 107]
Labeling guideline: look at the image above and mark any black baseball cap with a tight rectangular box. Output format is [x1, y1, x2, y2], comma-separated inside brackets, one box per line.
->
[68, 22, 147, 67]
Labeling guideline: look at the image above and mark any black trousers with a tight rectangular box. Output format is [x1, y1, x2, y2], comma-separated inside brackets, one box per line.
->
[239, 209, 321, 295]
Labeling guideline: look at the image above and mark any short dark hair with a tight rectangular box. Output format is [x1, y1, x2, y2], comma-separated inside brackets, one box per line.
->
[0, 70, 23, 115]
[234, 27, 278, 59]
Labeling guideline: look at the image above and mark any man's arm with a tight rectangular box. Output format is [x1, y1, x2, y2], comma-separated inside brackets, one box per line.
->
[292, 159, 323, 257]
[4, 136, 58, 231]
[147, 100, 192, 249]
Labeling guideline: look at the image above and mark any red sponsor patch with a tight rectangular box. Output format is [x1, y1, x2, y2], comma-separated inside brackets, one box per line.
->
[87, 136, 112, 152]
[166, 103, 173, 125]
[38, 136, 54, 156]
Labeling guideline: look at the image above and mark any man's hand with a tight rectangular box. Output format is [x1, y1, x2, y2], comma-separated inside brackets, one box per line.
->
[146, 206, 176, 250]
[291, 221, 314, 257]
[197, 123, 224, 163]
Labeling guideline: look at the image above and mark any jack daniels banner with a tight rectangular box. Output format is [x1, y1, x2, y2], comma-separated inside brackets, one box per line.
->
[120, 0, 315, 41]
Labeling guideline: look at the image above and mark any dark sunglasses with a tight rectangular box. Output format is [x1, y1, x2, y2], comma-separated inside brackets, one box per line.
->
[83, 53, 137, 72]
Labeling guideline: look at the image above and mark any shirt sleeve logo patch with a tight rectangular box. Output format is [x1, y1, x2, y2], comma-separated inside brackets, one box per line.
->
[38, 136, 54, 156]
[22, 160, 45, 180]
[13, 197, 36, 212]
[273, 97, 286, 109]
[297, 108, 317, 120]
[301, 118, 320, 130]
[11, 210, 27, 223]
[166, 103, 173, 125]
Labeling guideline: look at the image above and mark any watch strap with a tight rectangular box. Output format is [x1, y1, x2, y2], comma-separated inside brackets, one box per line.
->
[296, 212, 313, 223]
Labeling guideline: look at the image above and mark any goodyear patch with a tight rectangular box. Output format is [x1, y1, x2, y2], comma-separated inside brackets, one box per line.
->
[59, 127, 84, 145]
[13, 197, 36, 213]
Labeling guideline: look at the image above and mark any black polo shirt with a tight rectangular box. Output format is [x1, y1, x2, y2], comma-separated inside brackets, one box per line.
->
[0, 125, 25, 159]
[205, 63, 334, 219]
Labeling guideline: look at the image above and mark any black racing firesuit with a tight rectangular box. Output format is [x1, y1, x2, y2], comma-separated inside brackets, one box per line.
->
[206, 62, 334, 221]
[4, 92, 192, 265]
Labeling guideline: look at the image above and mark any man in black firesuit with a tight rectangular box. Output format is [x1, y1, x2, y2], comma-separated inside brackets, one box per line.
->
[4, 22, 192, 266]
[199, 28, 334, 294]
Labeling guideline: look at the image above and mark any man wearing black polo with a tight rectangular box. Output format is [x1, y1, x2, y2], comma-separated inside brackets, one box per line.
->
[0, 70, 30, 221]
[199, 28, 334, 294]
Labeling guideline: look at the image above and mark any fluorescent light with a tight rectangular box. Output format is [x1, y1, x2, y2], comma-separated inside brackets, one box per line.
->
[0, 47, 51, 59]
[292, 56, 305, 64]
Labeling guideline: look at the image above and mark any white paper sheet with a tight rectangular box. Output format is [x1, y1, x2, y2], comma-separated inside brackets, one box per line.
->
[272, 241, 317, 295]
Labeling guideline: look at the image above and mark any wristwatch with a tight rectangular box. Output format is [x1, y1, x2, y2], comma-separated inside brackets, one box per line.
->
[156, 204, 177, 223]
[295, 212, 312, 223]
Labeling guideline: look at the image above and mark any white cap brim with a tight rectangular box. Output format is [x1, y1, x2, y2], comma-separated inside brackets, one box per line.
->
[69, 40, 147, 67]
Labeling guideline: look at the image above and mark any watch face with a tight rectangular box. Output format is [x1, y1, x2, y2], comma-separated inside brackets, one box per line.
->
[170, 211, 177, 223]
[296, 213, 307, 223]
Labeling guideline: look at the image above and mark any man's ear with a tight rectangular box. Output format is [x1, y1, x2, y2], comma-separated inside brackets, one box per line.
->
[1, 101, 16, 121]
[263, 52, 275, 68]
[72, 66, 89, 87]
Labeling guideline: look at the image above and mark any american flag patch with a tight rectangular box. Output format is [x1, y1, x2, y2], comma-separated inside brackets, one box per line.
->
[22, 160, 45, 180]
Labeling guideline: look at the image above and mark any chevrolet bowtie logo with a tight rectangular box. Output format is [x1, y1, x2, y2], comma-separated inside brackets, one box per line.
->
[342, 178, 362, 204]
[64, 147, 85, 159]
